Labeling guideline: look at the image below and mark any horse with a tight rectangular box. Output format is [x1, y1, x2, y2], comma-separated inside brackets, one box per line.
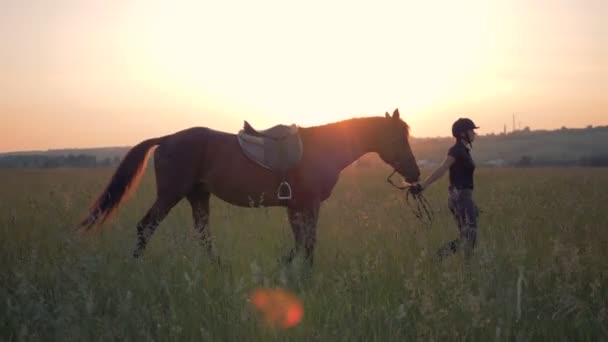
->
[79, 108, 420, 263]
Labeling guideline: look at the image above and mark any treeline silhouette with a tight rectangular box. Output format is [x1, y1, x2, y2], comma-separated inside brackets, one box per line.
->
[0, 154, 121, 169]
[513, 154, 608, 167]
[2, 125, 607, 169]
[411, 124, 608, 167]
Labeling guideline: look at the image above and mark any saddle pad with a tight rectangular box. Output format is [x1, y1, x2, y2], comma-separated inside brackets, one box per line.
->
[237, 131, 303, 171]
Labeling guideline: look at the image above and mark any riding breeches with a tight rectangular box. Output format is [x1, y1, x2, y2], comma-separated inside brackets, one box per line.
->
[446, 187, 479, 257]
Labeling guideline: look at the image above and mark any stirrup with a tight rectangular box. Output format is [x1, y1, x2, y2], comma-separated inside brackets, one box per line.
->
[277, 181, 292, 200]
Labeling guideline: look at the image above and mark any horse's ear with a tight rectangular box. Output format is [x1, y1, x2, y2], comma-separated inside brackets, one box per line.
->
[385, 112, 390, 118]
[392, 108, 400, 119]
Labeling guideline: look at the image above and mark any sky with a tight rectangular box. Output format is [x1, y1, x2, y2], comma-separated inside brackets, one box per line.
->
[0, 0, 606, 152]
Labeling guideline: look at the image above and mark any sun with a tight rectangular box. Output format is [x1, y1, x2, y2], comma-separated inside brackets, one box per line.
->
[121, 0, 496, 127]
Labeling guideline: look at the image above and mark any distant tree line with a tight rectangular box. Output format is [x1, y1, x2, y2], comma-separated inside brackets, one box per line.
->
[0, 154, 122, 169]
[3, 125, 607, 169]
[514, 154, 608, 167]
[579, 155, 608, 167]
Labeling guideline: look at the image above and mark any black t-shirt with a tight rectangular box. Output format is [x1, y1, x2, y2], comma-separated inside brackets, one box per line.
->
[447, 140, 475, 189]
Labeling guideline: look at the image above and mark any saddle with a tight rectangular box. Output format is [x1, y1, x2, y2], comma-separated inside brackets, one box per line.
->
[237, 121, 303, 200]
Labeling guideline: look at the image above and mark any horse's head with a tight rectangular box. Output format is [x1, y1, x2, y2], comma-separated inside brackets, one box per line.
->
[376, 108, 420, 183]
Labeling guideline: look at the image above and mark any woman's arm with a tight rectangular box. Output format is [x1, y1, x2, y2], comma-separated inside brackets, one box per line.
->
[420, 156, 455, 190]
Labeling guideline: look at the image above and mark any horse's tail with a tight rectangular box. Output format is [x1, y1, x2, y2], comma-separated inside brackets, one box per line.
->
[79, 136, 164, 230]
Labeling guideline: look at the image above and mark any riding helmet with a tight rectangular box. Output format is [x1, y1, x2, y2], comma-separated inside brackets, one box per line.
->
[452, 118, 479, 137]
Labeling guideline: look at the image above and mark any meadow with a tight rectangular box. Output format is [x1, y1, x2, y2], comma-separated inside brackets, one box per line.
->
[1, 165, 607, 341]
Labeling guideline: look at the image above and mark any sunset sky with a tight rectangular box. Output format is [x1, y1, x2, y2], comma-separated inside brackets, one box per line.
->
[1, 0, 606, 152]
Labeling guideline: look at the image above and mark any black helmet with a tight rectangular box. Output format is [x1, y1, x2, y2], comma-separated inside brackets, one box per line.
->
[452, 118, 479, 138]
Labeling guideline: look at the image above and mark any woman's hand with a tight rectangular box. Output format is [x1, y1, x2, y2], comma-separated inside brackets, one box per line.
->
[408, 183, 424, 195]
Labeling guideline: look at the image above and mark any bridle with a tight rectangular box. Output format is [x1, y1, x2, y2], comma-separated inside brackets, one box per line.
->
[382, 133, 433, 224]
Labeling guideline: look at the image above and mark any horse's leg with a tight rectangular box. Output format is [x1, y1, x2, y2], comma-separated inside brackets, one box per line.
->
[132, 195, 181, 258]
[132, 160, 189, 257]
[286, 201, 320, 264]
[186, 185, 218, 261]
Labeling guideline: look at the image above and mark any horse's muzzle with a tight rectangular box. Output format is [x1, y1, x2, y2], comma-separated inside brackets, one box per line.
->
[396, 162, 420, 184]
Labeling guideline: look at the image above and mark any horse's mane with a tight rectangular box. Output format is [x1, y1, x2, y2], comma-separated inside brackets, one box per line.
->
[301, 116, 410, 137]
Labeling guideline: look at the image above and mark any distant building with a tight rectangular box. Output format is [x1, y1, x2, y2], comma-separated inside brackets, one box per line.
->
[417, 159, 440, 169]
[483, 159, 506, 167]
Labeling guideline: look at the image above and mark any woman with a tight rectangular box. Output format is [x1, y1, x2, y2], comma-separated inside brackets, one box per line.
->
[413, 118, 480, 259]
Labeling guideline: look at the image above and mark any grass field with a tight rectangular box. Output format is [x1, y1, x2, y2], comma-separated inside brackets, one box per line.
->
[1, 165, 607, 341]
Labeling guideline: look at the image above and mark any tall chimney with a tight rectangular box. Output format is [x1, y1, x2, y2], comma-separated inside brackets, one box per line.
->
[512, 113, 516, 132]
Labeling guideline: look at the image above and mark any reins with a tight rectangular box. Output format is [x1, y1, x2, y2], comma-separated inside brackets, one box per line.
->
[386, 169, 434, 224]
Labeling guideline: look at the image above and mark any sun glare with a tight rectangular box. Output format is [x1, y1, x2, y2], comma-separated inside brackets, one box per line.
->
[120, 0, 497, 127]
[250, 288, 304, 329]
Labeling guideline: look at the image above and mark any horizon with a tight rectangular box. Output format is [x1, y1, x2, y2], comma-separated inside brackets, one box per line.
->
[1, 0, 606, 153]
[2, 121, 606, 155]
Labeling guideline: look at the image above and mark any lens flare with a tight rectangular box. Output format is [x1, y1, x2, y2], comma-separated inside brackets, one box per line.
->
[250, 288, 303, 329]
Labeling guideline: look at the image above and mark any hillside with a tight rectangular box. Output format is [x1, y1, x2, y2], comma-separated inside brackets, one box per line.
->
[2, 126, 608, 168]
[411, 125, 608, 167]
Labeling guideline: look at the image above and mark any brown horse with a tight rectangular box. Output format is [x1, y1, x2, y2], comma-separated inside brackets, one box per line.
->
[80, 108, 420, 263]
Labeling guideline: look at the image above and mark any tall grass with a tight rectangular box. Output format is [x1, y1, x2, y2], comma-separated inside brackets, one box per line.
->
[1, 166, 607, 341]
